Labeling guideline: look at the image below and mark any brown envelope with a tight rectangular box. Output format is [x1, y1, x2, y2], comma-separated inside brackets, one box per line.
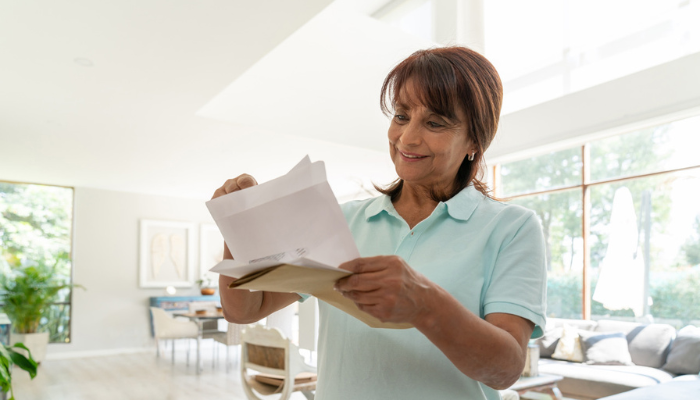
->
[229, 264, 412, 329]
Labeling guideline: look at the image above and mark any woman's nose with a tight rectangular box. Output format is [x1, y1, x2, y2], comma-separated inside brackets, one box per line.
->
[399, 121, 422, 146]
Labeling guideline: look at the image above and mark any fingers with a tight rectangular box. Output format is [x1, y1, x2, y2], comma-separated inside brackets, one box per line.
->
[211, 174, 258, 199]
[339, 288, 389, 305]
[338, 256, 397, 274]
[237, 174, 257, 189]
[335, 271, 383, 292]
[212, 187, 227, 199]
[334, 256, 432, 324]
[223, 174, 257, 193]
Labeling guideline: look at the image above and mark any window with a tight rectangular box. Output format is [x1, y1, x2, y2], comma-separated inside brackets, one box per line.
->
[496, 114, 700, 327]
[0, 182, 74, 343]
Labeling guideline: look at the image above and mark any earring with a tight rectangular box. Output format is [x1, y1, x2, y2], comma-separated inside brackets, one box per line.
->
[468, 152, 476, 161]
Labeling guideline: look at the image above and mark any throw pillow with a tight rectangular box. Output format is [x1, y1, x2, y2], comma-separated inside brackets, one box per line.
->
[578, 330, 633, 365]
[552, 323, 583, 362]
[662, 325, 700, 375]
[537, 327, 563, 358]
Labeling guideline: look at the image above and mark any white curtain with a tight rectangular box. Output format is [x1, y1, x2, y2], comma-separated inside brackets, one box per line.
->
[592, 187, 645, 316]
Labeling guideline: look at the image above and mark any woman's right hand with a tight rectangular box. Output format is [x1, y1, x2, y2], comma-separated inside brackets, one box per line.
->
[211, 174, 258, 200]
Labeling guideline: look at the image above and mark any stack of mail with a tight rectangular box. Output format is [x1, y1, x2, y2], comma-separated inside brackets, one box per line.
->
[206, 156, 411, 329]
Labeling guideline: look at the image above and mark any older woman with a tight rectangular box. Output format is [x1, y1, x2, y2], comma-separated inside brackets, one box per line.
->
[214, 46, 547, 400]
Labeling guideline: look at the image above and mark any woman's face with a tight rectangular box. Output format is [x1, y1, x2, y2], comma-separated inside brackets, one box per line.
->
[388, 82, 476, 192]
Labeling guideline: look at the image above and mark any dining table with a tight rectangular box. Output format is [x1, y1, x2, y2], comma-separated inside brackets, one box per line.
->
[173, 310, 226, 374]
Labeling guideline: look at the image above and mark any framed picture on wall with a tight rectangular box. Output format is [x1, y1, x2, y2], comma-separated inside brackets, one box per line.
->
[200, 223, 224, 280]
[139, 219, 196, 288]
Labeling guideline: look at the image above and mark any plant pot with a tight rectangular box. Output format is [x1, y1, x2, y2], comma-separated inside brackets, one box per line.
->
[200, 288, 216, 296]
[10, 331, 49, 364]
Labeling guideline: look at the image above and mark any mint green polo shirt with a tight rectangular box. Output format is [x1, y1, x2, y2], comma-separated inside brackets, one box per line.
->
[312, 185, 547, 400]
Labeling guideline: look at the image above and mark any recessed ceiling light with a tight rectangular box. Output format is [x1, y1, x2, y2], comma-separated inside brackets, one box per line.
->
[74, 57, 94, 67]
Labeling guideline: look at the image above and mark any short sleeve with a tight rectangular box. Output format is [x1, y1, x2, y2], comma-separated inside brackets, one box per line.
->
[483, 212, 547, 338]
[297, 293, 311, 303]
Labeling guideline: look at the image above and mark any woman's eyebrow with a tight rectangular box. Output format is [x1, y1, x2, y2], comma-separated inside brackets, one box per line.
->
[428, 111, 458, 124]
[394, 102, 410, 111]
[394, 102, 459, 123]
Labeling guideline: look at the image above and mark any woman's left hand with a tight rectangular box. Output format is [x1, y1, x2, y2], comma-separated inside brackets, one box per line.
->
[334, 256, 436, 324]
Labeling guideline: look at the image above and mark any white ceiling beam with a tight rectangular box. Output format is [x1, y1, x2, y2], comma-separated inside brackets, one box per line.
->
[488, 52, 700, 164]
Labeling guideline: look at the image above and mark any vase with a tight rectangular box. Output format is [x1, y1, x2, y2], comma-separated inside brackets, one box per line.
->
[522, 342, 540, 377]
[10, 331, 50, 364]
[200, 288, 216, 296]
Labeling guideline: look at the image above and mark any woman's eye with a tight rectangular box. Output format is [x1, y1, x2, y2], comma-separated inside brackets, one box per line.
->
[394, 114, 407, 122]
[427, 121, 444, 128]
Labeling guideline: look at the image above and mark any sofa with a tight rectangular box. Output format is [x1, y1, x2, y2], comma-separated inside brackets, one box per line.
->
[597, 375, 700, 400]
[534, 318, 700, 400]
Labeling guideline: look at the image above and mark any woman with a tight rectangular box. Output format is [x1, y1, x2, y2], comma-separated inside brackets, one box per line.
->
[213, 47, 547, 400]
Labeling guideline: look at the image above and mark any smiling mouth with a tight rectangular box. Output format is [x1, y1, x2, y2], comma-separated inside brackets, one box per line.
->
[399, 151, 428, 160]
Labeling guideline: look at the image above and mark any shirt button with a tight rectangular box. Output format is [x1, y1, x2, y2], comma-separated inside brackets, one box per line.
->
[411, 231, 414, 236]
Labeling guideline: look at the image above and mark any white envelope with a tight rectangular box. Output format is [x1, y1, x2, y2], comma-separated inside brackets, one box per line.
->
[205, 156, 360, 279]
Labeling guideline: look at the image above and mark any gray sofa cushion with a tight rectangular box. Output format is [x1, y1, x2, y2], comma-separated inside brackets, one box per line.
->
[595, 320, 675, 368]
[538, 318, 597, 360]
[537, 327, 563, 358]
[662, 325, 700, 375]
[579, 330, 633, 365]
[539, 358, 675, 399]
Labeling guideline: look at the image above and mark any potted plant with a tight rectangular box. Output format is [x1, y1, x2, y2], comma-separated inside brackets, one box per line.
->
[1, 342, 37, 400]
[196, 275, 216, 296]
[0, 257, 83, 364]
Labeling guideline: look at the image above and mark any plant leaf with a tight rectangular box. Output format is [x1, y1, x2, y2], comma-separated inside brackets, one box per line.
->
[9, 350, 37, 379]
[0, 345, 12, 365]
[0, 357, 12, 390]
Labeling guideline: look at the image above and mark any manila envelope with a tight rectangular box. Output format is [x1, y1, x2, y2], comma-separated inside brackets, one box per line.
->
[229, 264, 412, 330]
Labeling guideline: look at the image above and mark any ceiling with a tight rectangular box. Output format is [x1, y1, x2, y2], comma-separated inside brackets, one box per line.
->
[4, 1, 698, 202]
[0, 0, 419, 201]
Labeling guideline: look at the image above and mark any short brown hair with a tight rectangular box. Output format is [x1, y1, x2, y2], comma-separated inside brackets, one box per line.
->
[376, 46, 503, 202]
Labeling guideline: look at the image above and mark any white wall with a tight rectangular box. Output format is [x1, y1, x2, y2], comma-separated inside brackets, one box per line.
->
[48, 187, 213, 358]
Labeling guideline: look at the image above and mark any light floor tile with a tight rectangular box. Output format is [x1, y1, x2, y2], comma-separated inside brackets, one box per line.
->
[12, 348, 309, 400]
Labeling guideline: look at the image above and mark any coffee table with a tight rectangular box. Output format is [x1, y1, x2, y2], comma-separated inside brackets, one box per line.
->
[510, 374, 564, 400]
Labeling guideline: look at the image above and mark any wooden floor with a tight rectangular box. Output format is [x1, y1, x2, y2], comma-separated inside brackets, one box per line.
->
[12, 347, 309, 400]
[10, 348, 578, 400]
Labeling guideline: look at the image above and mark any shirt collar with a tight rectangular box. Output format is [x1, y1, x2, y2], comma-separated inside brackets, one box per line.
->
[364, 194, 394, 220]
[364, 185, 482, 222]
[443, 185, 481, 221]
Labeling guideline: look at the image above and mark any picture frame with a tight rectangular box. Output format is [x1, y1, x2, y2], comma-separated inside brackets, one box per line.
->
[139, 219, 196, 288]
[199, 223, 225, 281]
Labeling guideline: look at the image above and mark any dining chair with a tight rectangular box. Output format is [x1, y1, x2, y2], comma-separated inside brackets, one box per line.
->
[188, 301, 224, 367]
[265, 305, 295, 341]
[150, 307, 199, 365]
[211, 322, 245, 372]
[240, 324, 317, 400]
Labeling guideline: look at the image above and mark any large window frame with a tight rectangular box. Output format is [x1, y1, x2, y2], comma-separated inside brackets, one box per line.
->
[0, 180, 76, 343]
[493, 139, 700, 320]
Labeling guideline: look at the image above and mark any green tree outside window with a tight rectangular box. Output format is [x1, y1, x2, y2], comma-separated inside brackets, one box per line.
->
[0, 182, 74, 343]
